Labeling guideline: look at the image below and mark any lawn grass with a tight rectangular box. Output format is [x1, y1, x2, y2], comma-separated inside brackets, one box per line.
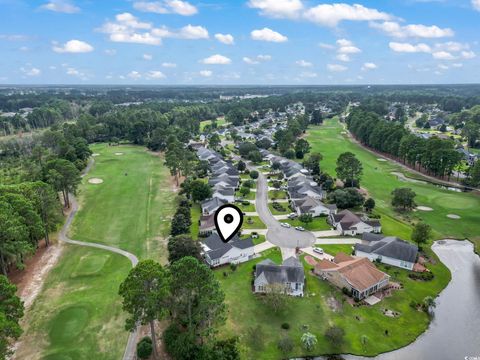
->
[16, 144, 176, 359]
[307, 118, 480, 251]
[318, 244, 355, 256]
[268, 190, 288, 200]
[241, 234, 265, 245]
[215, 246, 450, 359]
[238, 202, 256, 213]
[284, 217, 332, 231]
[191, 203, 202, 239]
[268, 202, 290, 215]
[236, 190, 256, 200]
[200, 117, 227, 131]
[242, 216, 267, 229]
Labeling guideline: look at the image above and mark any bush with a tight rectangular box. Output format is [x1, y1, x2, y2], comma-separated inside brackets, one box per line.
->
[230, 263, 237, 271]
[249, 170, 259, 179]
[137, 337, 153, 359]
[408, 271, 434, 281]
[164, 324, 199, 360]
[277, 336, 294, 354]
[281, 322, 290, 330]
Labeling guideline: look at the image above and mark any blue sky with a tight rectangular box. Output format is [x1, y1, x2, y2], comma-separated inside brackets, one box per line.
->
[0, 0, 479, 84]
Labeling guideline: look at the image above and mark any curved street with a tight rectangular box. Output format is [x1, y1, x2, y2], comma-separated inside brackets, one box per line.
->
[255, 170, 316, 249]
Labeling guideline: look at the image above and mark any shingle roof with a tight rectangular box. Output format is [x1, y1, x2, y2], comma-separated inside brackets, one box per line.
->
[355, 236, 418, 263]
[202, 233, 254, 260]
[255, 256, 305, 285]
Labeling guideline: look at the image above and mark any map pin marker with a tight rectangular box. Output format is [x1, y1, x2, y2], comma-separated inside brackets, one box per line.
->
[214, 204, 244, 243]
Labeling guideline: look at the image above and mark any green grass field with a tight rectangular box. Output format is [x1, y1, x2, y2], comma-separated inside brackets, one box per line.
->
[268, 202, 290, 215]
[317, 244, 355, 256]
[16, 144, 176, 359]
[284, 217, 332, 231]
[200, 117, 227, 131]
[307, 118, 480, 250]
[215, 248, 450, 359]
[268, 190, 288, 200]
[243, 216, 267, 229]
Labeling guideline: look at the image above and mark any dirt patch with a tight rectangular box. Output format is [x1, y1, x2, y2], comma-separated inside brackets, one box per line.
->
[325, 295, 342, 312]
[114, 152, 124, 156]
[377, 158, 387, 162]
[391, 171, 426, 184]
[9, 240, 63, 310]
[88, 178, 104, 184]
[416, 206, 434, 211]
[447, 214, 461, 219]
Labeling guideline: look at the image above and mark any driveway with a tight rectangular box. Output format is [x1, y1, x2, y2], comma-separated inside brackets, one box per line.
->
[255, 171, 316, 249]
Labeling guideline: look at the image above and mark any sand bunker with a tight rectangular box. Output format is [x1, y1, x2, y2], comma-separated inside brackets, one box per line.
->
[377, 158, 388, 162]
[391, 172, 426, 184]
[447, 214, 461, 219]
[115, 152, 124, 156]
[416, 206, 433, 211]
[92, 153, 100, 157]
[88, 178, 104, 184]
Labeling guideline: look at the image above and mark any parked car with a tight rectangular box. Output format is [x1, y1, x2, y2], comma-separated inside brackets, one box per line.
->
[280, 222, 291, 228]
[288, 213, 297, 219]
[313, 247, 324, 254]
[295, 226, 305, 231]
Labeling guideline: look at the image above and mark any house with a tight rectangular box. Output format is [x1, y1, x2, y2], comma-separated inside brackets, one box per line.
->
[329, 210, 381, 236]
[354, 233, 418, 270]
[201, 197, 227, 215]
[254, 257, 305, 297]
[288, 183, 325, 200]
[212, 186, 235, 202]
[314, 253, 390, 300]
[201, 233, 255, 267]
[428, 117, 445, 129]
[199, 214, 216, 236]
[292, 196, 337, 217]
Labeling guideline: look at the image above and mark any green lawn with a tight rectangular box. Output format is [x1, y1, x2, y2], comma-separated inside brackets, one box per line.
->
[236, 190, 256, 200]
[238, 202, 256, 213]
[216, 247, 450, 359]
[268, 190, 288, 200]
[241, 234, 265, 245]
[318, 244, 355, 256]
[200, 117, 227, 131]
[284, 217, 332, 231]
[307, 118, 480, 251]
[191, 203, 202, 239]
[16, 144, 176, 359]
[242, 216, 267, 229]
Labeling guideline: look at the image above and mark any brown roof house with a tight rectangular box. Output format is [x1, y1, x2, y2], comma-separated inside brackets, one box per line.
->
[329, 209, 381, 236]
[314, 253, 390, 300]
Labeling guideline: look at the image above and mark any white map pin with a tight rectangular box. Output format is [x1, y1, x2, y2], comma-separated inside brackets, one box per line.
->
[214, 204, 244, 243]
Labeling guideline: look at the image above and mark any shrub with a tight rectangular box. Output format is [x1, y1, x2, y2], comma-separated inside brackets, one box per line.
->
[277, 336, 294, 354]
[408, 271, 434, 281]
[249, 170, 259, 179]
[281, 322, 290, 330]
[230, 263, 237, 271]
[136, 337, 153, 359]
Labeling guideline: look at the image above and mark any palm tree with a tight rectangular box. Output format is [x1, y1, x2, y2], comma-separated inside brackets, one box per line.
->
[301, 332, 317, 352]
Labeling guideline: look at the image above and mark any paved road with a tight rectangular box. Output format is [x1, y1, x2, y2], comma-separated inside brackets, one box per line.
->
[59, 158, 139, 360]
[255, 171, 316, 249]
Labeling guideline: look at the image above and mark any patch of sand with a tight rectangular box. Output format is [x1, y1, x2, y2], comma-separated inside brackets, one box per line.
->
[115, 152, 124, 156]
[416, 206, 434, 211]
[391, 171, 426, 184]
[447, 214, 461, 219]
[92, 153, 100, 157]
[88, 178, 104, 184]
[377, 158, 387, 162]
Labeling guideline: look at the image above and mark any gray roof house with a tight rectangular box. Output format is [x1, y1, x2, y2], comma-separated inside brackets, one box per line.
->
[201, 197, 227, 215]
[254, 257, 305, 296]
[201, 233, 255, 267]
[355, 233, 418, 270]
[292, 196, 337, 217]
[329, 210, 381, 236]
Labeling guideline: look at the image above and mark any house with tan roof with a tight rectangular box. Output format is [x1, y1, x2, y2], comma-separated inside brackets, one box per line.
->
[314, 252, 390, 300]
[329, 209, 381, 236]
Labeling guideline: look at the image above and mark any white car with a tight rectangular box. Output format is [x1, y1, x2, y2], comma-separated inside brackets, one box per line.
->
[295, 226, 305, 231]
[288, 213, 298, 219]
[280, 222, 291, 228]
[313, 247, 324, 254]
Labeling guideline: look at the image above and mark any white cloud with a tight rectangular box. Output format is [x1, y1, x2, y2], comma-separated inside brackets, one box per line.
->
[104, 49, 117, 56]
[362, 62, 378, 70]
[98, 13, 209, 45]
[304, 3, 391, 27]
[251, 27, 288, 42]
[318, 42, 335, 50]
[434, 42, 469, 52]
[127, 71, 142, 80]
[201, 54, 231, 65]
[243, 57, 259, 65]
[299, 71, 318, 78]
[333, 39, 361, 62]
[40, 0, 80, 14]
[146, 70, 166, 79]
[162, 62, 177, 68]
[66, 67, 89, 80]
[0, 34, 29, 41]
[143, 54, 153, 60]
[214, 33, 234, 45]
[389, 42, 431, 53]
[336, 53, 350, 62]
[438, 64, 449, 70]
[257, 54, 271, 61]
[295, 59, 312, 67]
[452, 63, 463, 68]
[199, 70, 212, 77]
[327, 63, 347, 72]
[21, 67, 41, 77]
[52, 39, 94, 53]
[461, 50, 476, 59]
[472, 0, 480, 11]
[243, 54, 272, 65]
[370, 21, 454, 38]
[247, 0, 304, 19]
[133, 0, 197, 16]
[432, 51, 455, 60]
